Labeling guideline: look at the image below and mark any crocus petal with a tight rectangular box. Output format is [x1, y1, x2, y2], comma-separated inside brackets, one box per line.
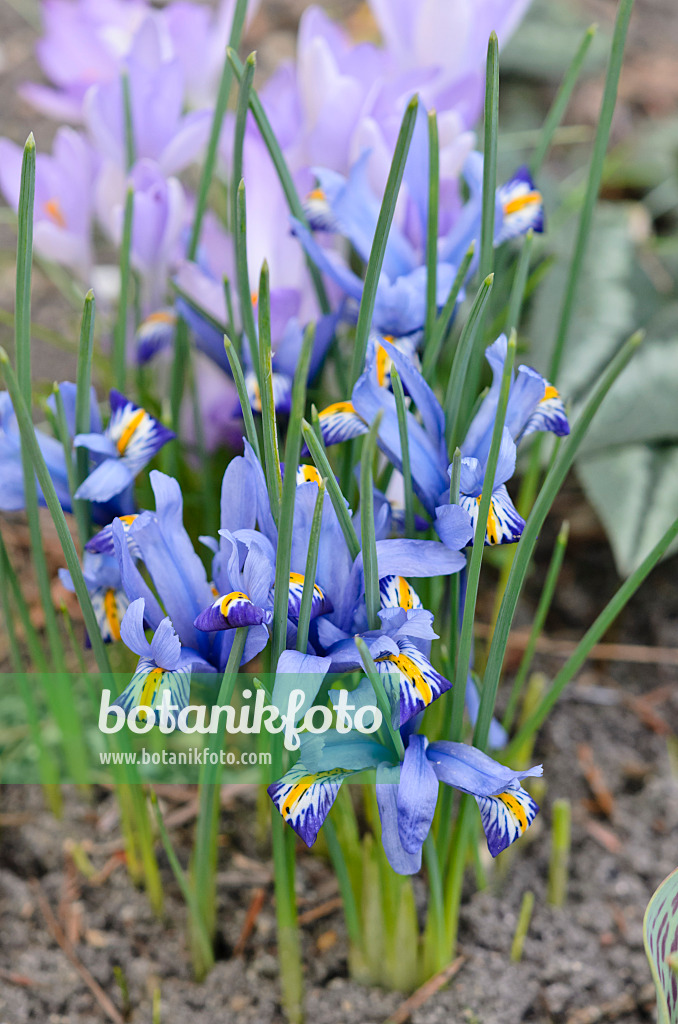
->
[459, 483, 524, 547]
[270, 650, 332, 724]
[149, 616, 182, 671]
[316, 401, 368, 446]
[376, 763, 422, 875]
[379, 574, 423, 612]
[74, 458, 134, 502]
[495, 167, 544, 246]
[268, 761, 347, 847]
[107, 390, 176, 474]
[287, 572, 333, 621]
[426, 740, 542, 797]
[475, 785, 540, 857]
[119, 597, 153, 659]
[397, 736, 439, 854]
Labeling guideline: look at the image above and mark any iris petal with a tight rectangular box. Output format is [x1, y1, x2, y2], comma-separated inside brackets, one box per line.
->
[194, 591, 272, 631]
[459, 484, 525, 546]
[268, 762, 350, 847]
[317, 401, 368, 446]
[475, 784, 540, 857]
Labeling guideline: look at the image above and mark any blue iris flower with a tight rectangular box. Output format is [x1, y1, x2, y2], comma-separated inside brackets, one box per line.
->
[268, 688, 542, 870]
[74, 389, 175, 503]
[59, 551, 129, 644]
[135, 279, 339, 417]
[315, 333, 570, 548]
[0, 382, 100, 514]
[292, 118, 544, 338]
[111, 597, 215, 725]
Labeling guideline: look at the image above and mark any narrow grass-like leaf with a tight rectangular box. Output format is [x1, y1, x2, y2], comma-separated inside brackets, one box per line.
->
[350, 95, 419, 386]
[188, 0, 249, 258]
[356, 636, 405, 761]
[0, 529, 48, 673]
[360, 412, 383, 631]
[391, 368, 414, 538]
[113, 185, 134, 392]
[302, 420, 360, 559]
[121, 70, 135, 171]
[506, 230, 534, 334]
[479, 33, 499, 282]
[227, 48, 330, 314]
[502, 520, 569, 732]
[509, 513, 678, 755]
[191, 625, 248, 978]
[258, 262, 283, 521]
[0, 534, 61, 811]
[51, 383, 87, 551]
[271, 807, 303, 1024]
[223, 334, 261, 460]
[15, 134, 35, 398]
[14, 134, 67, 675]
[475, 330, 643, 751]
[232, 52, 255, 205]
[421, 241, 475, 381]
[549, 0, 634, 381]
[0, 350, 112, 676]
[322, 816, 363, 950]
[296, 478, 326, 654]
[151, 791, 214, 977]
[443, 273, 494, 453]
[271, 325, 315, 665]
[74, 290, 95, 534]
[424, 109, 439, 347]
[234, 180, 259, 378]
[169, 316, 189, 445]
[451, 334, 516, 750]
[223, 276, 236, 347]
[531, 24, 598, 175]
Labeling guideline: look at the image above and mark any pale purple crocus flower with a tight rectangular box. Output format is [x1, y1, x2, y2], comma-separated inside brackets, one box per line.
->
[96, 158, 187, 311]
[18, 0, 148, 122]
[260, 0, 531, 239]
[368, 0, 532, 125]
[83, 17, 210, 176]
[0, 127, 97, 278]
[20, 0, 262, 121]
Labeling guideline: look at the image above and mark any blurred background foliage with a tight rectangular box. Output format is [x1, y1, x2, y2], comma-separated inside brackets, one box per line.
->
[503, 0, 678, 575]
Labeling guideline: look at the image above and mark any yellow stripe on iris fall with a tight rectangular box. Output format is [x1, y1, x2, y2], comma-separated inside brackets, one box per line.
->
[116, 408, 146, 454]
